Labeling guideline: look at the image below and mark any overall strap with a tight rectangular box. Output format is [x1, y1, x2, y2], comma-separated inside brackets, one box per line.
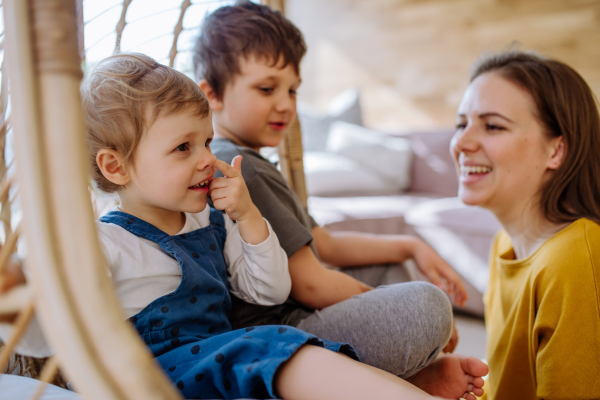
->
[98, 211, 169, 243]
[208, 208, 227, 244]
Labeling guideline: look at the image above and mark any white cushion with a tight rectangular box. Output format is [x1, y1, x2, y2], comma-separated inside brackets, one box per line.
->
[327, 121, 412, 191]
[297, 87, 363, 152]
[303, 152, 395, 197]
[0, 374, 81, 400]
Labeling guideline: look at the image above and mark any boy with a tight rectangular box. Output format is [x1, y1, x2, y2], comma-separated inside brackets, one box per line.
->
[195, 2, 487, 399]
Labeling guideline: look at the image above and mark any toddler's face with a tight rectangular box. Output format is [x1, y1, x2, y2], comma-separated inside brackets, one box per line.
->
[214, 55, 301, 150]
[126, 110, 216, 215]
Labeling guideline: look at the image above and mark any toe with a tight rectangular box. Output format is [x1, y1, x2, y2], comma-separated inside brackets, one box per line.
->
[464, 393, 477, 400]
[473, 387, 484, 397]
[473, 376, 485, 388]
[462, 356, 489, 377]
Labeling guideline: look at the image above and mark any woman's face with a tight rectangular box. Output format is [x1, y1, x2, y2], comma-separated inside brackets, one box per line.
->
[450, 72, 564, 219]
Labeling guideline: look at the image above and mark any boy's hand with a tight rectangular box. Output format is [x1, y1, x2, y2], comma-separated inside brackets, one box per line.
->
[411, 239, 468, 307]
[210, 156, 269, 245]
[443, 320, 459, 353]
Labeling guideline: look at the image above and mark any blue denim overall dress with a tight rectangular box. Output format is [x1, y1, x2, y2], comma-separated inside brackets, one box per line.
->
[99, 209, 358, 399]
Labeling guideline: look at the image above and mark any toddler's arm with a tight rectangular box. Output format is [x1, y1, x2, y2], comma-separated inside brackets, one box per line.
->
[0, 258, 53, 358]
[210, 157, 291, 306]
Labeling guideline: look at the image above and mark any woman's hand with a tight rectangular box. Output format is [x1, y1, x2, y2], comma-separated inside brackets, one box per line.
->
[210, 156, 268, 245]
[411, 239, 468, 307]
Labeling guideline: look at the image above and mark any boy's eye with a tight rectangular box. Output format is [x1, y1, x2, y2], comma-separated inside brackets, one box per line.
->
[175, 143, 189, 152]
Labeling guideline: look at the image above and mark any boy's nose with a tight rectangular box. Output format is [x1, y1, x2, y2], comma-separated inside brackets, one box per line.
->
[275, 93, 294, 113]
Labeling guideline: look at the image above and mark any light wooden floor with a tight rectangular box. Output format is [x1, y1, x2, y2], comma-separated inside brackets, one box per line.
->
[454, 313, 487, 361]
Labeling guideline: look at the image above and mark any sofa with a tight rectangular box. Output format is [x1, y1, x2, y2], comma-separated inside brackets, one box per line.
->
[305, 128, 501, 317]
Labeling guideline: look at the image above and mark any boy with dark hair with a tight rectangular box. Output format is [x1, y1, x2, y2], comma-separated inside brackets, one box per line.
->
[195, 2, 487, 399]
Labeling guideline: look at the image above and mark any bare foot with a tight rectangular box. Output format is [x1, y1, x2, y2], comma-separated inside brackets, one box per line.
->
[406, 354, 488, 400]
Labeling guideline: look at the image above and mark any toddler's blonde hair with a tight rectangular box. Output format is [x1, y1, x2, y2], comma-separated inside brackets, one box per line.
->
[81, 53, 210, 193]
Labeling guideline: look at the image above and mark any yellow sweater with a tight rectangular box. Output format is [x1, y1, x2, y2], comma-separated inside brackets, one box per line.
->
[482, 218, 600, 400]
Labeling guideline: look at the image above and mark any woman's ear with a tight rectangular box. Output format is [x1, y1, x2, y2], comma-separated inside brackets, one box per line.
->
[547, 136, 566, 170]
[96, 149, 130, 186]
[198, 79, 224, 111]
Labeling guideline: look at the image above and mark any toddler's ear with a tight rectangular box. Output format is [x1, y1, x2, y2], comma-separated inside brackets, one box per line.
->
[96, 149, 130, 186]
[198, 79, 223, 111]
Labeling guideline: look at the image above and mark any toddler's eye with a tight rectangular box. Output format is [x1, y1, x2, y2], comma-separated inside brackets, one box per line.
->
[259, 87, 274, 94]
[289, 89, 297, 96]
[205, 138, 212, 147]
[175, 143, 189, 152]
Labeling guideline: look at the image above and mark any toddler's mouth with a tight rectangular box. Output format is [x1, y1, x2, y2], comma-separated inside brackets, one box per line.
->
[189, 178, 211, 189]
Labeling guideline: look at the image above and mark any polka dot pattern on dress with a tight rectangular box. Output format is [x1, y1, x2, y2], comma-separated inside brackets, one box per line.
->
[191, 345, 200, 354]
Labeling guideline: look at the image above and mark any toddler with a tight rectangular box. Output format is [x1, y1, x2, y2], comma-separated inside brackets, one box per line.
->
[77, 53, 443, 400]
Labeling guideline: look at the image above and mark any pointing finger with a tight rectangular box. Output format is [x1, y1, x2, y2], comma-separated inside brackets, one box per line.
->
[214, 159, 241, 178]
[231, 155, 243, 174]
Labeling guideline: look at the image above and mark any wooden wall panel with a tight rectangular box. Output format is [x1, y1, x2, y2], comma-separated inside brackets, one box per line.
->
[286, 0, 600, 131]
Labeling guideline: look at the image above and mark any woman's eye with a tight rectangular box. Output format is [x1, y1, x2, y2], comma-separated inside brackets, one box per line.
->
[455, 123, 467, 130]
[175, 143, 189, 152]
[486, 123, 505, 131]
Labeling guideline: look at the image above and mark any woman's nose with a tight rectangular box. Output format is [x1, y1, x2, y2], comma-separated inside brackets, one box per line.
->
[451, 123, 479, 154]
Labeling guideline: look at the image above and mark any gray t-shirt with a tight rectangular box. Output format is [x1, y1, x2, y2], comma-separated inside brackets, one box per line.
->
[211, 138, 319, 258]
[211, 138, 317, 327]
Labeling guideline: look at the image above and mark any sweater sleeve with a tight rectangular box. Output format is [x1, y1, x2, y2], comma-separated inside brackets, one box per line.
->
[533, 226, 600, 399]
[222, 216, 291, 306]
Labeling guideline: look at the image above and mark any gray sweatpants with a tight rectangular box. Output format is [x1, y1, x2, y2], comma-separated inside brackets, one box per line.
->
[296, 275, 453, 378]
[229, 263, 453, 378]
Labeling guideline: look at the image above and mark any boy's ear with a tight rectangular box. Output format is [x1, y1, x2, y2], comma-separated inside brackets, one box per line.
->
[198, 79, 224, 111]
[96, 149, 131, 186]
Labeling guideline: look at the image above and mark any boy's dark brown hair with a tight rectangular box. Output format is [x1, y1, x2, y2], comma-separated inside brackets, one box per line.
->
[193, 0, 306, 99]
[471, 50, 600, 224]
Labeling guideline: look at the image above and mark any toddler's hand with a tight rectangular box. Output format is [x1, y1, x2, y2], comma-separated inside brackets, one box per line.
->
[0, 256, 26, 324]
[210, 156, 259, 222]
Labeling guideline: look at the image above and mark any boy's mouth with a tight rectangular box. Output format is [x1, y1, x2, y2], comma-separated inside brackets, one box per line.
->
[269, 121, 286, 130]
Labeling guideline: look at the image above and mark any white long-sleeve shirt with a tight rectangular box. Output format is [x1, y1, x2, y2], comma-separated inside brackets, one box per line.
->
[98, 206, 291, 317]
[0, 206, 290, 357]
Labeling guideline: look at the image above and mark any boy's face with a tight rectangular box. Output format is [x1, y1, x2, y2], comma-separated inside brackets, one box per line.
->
[212, 56, 301, 150]
[123, 109, 217, 218]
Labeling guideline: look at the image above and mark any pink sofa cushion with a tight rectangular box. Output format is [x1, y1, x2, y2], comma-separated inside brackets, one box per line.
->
[398, 130, 459, 197]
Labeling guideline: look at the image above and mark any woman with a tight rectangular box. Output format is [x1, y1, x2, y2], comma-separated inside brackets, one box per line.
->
[451, 51, 600, 399]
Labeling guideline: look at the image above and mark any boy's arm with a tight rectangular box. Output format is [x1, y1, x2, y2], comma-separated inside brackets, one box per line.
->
[312, 226, 468, 306]
[288, 245, 372, 309]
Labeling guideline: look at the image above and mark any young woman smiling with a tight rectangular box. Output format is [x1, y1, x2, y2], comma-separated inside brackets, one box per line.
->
[451, 51, 600, 400]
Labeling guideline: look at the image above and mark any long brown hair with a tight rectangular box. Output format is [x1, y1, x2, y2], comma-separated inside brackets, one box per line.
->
[471, 51, 600, 224]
